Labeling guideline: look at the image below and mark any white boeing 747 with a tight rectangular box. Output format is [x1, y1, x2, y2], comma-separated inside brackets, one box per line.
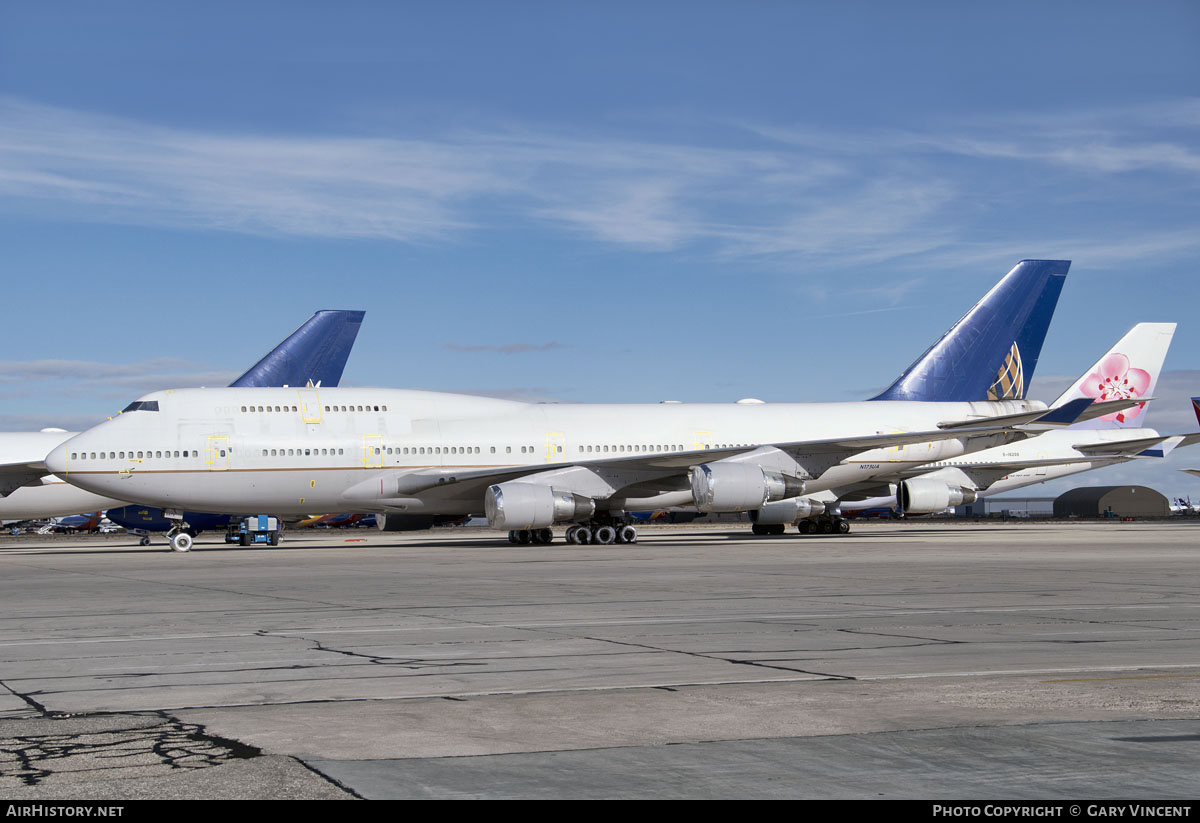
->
[42, 260, 1136, 550]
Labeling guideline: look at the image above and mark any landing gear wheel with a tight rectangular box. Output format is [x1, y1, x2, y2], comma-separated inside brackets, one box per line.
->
[594, 525, 616, 545]
[574, 526, 593, 545]
[139, 536, 151, 547]
[508, 530, 520, 544]
[837, 518, 850, 534]
[516, 530, 533, 545]
[752, 524, 769, 536]
[535, 528, 554, 545]
[798, 520, 814, 535]
[818, 519, 834, 535]
[170, 532, 193, 553]
[565, 526, 579, 544]
[616, 525, 638, 544]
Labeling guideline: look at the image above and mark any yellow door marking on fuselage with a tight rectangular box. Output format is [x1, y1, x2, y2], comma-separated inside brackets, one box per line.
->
[206, 436, 230, 471]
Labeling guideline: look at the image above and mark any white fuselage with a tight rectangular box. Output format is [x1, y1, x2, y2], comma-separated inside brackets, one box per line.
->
[918, 427, 1157, 497]
[46, 387, 1044, 516]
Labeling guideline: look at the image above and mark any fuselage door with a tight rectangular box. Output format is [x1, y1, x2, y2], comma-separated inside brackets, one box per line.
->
[298, 389, 323, 424]
[361, 434, 383, 468]
[206, 435, 230, 471]
[545, 432, 566, 463]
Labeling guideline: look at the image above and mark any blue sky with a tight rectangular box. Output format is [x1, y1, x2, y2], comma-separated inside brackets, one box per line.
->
[1, 1, 1198, 499]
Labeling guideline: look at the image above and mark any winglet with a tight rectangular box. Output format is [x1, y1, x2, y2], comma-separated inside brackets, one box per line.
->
[1193, 397, 1200, 428]
[871, 260, 1070, 402]
[230, 310, 366, 389]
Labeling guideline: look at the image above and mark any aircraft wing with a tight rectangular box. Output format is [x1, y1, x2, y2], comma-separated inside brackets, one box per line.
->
[0, 461, 49, 497]
[343, 408, 1072, 508]
[892, 455, 1128, 491]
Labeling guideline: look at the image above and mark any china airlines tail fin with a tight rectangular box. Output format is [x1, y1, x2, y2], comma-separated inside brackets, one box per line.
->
[230, 309, 366, 388]
[870, 259, 1070, 402]
[1050, 322, 1175, 430]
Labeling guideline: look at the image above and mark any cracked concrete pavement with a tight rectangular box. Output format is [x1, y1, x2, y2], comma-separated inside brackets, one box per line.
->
[0, 521, 1198, 798]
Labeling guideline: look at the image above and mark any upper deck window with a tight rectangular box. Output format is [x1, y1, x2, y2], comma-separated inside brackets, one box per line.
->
[121, 401, 160, 413]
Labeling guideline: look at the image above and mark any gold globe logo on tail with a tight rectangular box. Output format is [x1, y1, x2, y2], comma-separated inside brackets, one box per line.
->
[987, 342, 1024, 400]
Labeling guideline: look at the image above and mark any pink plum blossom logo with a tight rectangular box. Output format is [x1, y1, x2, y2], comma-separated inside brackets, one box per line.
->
[1081, 353, 1151, 422]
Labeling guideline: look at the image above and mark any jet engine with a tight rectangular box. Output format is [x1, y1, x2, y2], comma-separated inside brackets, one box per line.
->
[897, 478, 978, 514]
[689, 463, 806, 512]
[750, 497, 826, 525]
[484, 483, 596, 530]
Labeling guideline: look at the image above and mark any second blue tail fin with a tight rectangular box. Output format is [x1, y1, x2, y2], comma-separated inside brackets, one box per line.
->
[870, 259, 1070, 402]
[230, 309, 366, 388]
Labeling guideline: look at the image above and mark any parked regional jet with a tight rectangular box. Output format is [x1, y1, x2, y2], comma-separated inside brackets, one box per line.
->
[818, 324, 1198, 521]
[0, 310, 365, 529]
[45, 260, 1128, 551]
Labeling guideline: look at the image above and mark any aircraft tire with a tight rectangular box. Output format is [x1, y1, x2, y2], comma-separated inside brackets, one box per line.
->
[837, 519, 850, 534]
[798, 520, 814, 535]
[818, 519, 834, 535]
[170, 532, 193, 553]
[594, 525, 616, 545]
[617, 525, 638, 544]
[508, 531, 520, 544]
[139, 536, 151, 547]
[574, 526, 592, 545]
[516, 530, 532, 545]
[536, 528, 554, 544]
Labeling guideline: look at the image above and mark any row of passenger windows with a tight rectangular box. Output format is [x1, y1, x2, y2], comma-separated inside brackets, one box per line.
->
[72, 450, 199, 460]
[239, 404, 389, 413]
[261, 448, 346, 456]
[71, 442, 757, 464]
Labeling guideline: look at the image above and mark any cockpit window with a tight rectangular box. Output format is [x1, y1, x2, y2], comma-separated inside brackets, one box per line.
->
[121, 401, 160, 413]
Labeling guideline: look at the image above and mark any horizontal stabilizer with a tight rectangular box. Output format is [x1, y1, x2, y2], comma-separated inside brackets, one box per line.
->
[936, 397, 1122, 430]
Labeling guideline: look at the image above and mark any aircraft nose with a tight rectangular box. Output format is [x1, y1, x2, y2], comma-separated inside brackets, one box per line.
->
[45, 443, 69, 476]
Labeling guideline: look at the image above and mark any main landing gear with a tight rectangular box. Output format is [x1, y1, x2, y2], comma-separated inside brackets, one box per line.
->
[751, 514, 850, 536]
[507, 522, 639, 546]
[796, 515, 851, 535]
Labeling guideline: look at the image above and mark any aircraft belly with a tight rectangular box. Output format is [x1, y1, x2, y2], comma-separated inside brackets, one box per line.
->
[0, 482, 126, 520]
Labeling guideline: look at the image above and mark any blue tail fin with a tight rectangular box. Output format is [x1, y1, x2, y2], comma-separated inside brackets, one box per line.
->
[230, 309, 366, 388]
[870, 259, 1070, 402]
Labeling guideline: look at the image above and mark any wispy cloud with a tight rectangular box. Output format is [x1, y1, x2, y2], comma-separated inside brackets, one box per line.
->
[0, 356, 236, 402]
[443, 342, 568, 355]
[1, 96, 1197, 271]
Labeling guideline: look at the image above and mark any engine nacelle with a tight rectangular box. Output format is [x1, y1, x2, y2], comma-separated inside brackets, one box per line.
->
[750, 498, 827, 525]
[689, 463, 806, 512]
[898, 478, 977, 514]
[484, 483, 596, 530]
